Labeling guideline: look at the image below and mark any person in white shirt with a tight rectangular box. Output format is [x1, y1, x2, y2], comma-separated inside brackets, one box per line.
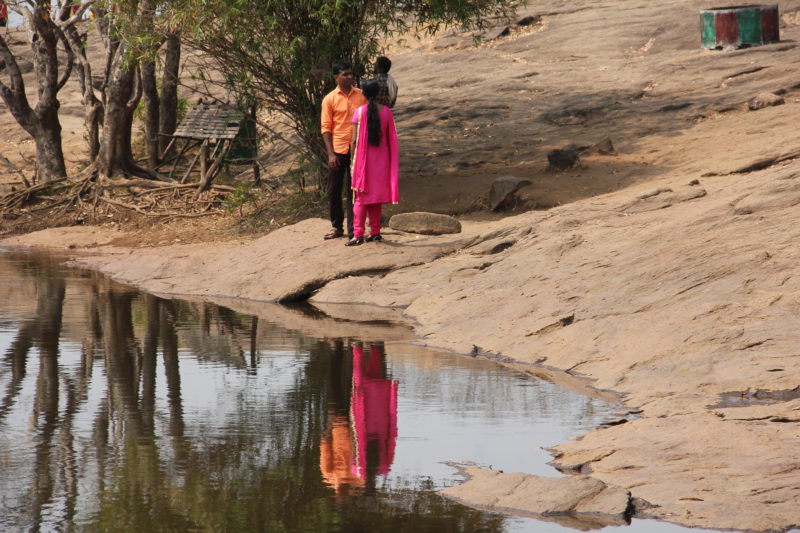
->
[373, 56, 398, 109]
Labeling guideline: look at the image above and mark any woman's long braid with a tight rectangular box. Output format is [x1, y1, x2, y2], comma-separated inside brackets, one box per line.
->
[367, 94, 381, 146]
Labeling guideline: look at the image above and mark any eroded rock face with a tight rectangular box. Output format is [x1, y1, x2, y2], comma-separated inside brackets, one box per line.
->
[440, 466, 630, 520]
[388, 212, 462, 235]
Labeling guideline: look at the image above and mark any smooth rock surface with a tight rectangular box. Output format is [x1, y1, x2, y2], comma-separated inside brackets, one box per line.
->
[4, 219, 473, 303]
[388, 211, 462, 235]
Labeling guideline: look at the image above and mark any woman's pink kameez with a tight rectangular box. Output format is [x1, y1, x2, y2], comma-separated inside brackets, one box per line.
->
[350, 105, 399, 238]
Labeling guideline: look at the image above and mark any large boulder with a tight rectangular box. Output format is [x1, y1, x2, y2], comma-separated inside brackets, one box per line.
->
[489, 175, 533, 211]
[388, 212, 462, 235]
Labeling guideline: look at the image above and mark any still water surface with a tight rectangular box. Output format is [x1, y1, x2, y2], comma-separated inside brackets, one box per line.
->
[0, 250, 721, 532]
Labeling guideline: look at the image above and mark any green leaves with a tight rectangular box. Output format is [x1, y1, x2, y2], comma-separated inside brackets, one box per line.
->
[173, 0, 519, 185]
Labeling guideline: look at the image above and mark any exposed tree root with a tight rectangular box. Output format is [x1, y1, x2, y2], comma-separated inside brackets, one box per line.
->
[0, 175, 231, 235]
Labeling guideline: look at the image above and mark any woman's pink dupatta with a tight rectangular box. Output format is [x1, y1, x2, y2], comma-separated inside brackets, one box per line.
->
[351, 105, 400, 203]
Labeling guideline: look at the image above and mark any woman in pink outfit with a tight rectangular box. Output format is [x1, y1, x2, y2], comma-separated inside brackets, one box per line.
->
[346, 80, 400, 246]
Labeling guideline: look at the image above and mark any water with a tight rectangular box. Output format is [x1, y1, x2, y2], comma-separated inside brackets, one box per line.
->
[0, 250, 722, 532]
[3, 8, 23, 27]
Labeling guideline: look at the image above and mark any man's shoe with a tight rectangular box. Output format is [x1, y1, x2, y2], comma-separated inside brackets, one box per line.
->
[324, 228, 344, 240]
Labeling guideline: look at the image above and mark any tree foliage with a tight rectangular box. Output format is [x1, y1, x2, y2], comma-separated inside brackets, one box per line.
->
[176, 0, 520, 185]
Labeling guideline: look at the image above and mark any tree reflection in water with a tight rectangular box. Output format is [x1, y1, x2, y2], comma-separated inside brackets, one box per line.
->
[0, 254, 506, 532]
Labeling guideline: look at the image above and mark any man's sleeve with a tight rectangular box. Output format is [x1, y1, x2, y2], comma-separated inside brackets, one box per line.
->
[388, 76, 398, 108]
[321, 95, 333, 134]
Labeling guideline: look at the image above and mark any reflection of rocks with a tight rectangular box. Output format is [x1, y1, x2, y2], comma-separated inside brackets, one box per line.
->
[388, 212, 461, 235]
[186, 295, 415, 343]
[489, 176, 532, 211]
[440, 466, 630, 527]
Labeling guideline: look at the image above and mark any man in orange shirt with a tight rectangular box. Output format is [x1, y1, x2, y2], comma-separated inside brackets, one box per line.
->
[321, 62, 367, 240]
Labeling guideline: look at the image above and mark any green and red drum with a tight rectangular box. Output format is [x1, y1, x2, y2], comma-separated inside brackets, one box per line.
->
[701, 4, 780, 49]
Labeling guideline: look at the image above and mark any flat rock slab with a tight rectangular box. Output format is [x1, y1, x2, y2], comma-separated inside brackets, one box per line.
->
[388, 211, 462, 234]
[440, 466, 630, 521]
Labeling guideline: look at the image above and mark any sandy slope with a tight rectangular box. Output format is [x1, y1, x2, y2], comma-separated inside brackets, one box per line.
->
[5, 0, 800, 531]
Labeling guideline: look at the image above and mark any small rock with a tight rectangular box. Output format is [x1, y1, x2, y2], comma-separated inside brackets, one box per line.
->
[389, 212, 461, 235]
[547, 148, 580, 170]
[748, 92, 785, 111]
[489, 175, 533, 211]
[592, 137, 617, 155]
[517, 15, 541, 26]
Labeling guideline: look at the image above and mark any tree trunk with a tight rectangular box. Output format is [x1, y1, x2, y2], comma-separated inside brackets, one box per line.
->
[32, 108, 68, 180]
[96, 48, 135, 178]
[85, 103, 103, 162]
[65, 26, 103, 161]
[0, 11, 71, 181]
[95, 49, 161, 180]
[158, 33, 181, 157]
[141, 59, 160, 167]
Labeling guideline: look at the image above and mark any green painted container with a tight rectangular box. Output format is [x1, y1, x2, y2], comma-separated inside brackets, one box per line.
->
[737, 6, 762, 45]
[700, 4, 780, 49]
[701, 11, 718, 48]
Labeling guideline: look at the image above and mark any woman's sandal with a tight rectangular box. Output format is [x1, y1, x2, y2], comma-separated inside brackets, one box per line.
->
[345, 237, 365, 246]
[365, 234, 383, 243]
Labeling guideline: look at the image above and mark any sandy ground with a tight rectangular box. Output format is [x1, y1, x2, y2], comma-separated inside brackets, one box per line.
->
[4, 1, 800, 531]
